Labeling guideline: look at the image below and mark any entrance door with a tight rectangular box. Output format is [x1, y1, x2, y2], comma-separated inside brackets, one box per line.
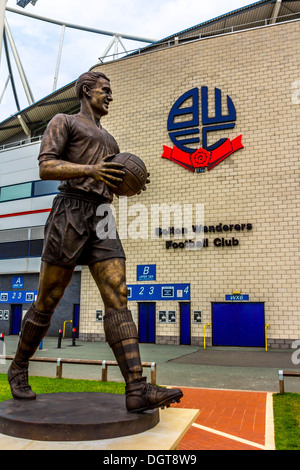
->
[138, 303, 155, 343]
[212, 302, 265, 347]
[238, 303, 265, 347]
[73, 304, 80, 338]
[180, 303, 191, 345]
[11, 304, 22, 335]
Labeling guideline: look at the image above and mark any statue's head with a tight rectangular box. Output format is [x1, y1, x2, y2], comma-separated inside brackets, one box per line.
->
[75, 71, 110, 101]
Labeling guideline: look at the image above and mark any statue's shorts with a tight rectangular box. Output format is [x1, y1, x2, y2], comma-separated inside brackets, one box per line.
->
[41, 190, 125, 268]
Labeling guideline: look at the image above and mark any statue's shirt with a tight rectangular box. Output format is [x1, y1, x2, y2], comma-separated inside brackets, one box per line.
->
[38, 112, 120, 201]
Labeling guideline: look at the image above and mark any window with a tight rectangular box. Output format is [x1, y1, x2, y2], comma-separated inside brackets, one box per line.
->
[0, 239, 43, 260]
[0, 240, 29, 259]
[29, 239, 44, 257]
[0, 182, 32, 202]
[0, 180, 60, 203]
[33, 180, 60, 197]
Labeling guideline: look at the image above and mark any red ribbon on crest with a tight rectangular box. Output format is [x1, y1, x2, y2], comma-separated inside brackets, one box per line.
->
[161, 135, 244, 172]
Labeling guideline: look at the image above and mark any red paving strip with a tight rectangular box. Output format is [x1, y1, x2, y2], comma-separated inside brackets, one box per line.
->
[171, 387, 269, 450]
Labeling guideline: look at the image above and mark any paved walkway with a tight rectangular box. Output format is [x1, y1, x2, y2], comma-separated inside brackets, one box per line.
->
[173, 387, 275, 450]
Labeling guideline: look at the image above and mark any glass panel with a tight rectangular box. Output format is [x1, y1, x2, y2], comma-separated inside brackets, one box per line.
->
[0, 240, 29, 259]
[33, 180, 60, 196]
[29, 239, 44, 257]
[0, 182, 32, 202]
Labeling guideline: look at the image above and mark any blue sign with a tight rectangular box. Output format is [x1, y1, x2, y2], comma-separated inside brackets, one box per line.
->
[0, 291, 37, 303]
[12, 276, 24, 289]
[168, 86, 236, 153]
[127, 283, 190, 301]
[137, 265, 156, 281]
[225, 295, 249, 301]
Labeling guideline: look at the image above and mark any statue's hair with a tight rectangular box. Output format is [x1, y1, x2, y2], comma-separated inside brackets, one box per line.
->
[75, 71, 110, 100]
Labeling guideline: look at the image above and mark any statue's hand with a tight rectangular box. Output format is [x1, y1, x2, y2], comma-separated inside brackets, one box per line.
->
[137, 172, 150, 194]
[92, 155, 125, 190]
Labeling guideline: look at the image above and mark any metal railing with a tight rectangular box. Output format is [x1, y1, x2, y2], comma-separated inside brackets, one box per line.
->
[1, 355, 157, 385]
[278, 369, 300, 394]
[0, 134, 42, 151]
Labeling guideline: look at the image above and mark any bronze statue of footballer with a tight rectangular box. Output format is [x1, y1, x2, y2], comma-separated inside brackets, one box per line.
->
[8, 71, 183, 413]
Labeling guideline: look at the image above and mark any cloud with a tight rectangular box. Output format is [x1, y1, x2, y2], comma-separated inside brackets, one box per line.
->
[1, 0, 253, 121]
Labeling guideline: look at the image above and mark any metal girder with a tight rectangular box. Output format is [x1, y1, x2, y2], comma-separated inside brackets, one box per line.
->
[98, 35, 128, 63]
[53, 24, 65, 92]
[0, 74, 9, 103]
[17, 114, 30, 136]
[270, 0, 282, 23]
[0, 0, 7, 67]
[6, 6, 156, 43]
[4, 16, 34, 105]
[3, 30, 20, 110]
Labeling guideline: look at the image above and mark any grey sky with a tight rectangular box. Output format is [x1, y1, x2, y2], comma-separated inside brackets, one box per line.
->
[0, 0, 254, 121]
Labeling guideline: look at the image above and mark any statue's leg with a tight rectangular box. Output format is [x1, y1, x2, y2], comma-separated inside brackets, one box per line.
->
[8, 262, 74, 399]
[89, 258, 183, 412]
[103, 308, 143, 383]
[89, 258, 142, 383]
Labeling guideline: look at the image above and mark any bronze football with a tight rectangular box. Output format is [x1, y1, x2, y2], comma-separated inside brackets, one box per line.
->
[111, 152, 148, 197]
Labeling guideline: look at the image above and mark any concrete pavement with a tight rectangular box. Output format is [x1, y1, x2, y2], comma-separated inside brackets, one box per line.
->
[1, 335, 299, 393]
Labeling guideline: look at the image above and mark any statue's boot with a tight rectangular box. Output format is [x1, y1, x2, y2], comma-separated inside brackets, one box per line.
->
[125, 377, 183, 412]
[8, 303, 52, 399]
[104, 309, 183, 412]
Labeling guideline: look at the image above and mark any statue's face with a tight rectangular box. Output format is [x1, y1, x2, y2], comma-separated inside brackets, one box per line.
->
[89, 78, 113, 117]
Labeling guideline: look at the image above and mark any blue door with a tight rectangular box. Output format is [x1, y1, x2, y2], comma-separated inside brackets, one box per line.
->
[212, 303, 238, 346]
[73, 304, 80, 338]
[238, 303, 265, 347]
[138, 303, 155, 343]
[11, 304, 22, 335]
[180, 303, 191, 345]
[212, 303, 265, 347]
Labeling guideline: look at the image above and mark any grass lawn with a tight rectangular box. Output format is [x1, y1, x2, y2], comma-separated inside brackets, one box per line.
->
[273, 393, 300, 450]
[0, 373, 125, 402]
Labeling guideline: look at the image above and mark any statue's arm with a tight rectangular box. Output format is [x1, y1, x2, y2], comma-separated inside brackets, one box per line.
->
[39, 159, 94, 180]
[39, 156, 125, 190]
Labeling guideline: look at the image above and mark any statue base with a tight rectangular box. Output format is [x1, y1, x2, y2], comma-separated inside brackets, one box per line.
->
[0, 392, 159, 441]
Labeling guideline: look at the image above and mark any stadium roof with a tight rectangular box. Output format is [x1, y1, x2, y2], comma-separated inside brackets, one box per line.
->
[0, 0, 299, 144]
[0, 81, 79, 145]
[134, 0, 300, 53]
